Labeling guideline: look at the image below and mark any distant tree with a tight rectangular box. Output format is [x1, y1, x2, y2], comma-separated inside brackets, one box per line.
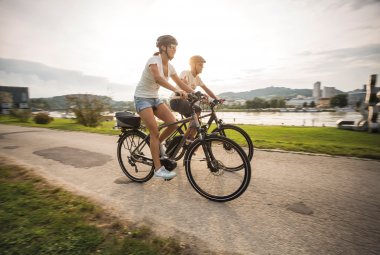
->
[111, 101, 135, 112]
[30, 98, 51, 110]
[269, 98, 279, 108]
[246, 97, 267, 109]
[310, 101, 316, 108]
[66, 94, 111, 127]
[330, 94, 348, 108]
[278, 98, 286, 108]
[303, 102, 308, 108]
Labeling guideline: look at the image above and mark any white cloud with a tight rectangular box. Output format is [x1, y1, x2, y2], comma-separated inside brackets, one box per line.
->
[0, 0, 380, 98]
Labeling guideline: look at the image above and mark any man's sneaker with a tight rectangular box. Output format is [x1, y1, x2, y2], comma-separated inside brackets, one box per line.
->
[160, 157, 177, 171]
[154, 166, 177, 180]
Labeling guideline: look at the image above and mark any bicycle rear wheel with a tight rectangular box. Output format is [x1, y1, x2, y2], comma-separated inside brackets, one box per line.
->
[117, 130, 154, 182]
[184, 135, 251, 202]
[212, 124, 254, 162]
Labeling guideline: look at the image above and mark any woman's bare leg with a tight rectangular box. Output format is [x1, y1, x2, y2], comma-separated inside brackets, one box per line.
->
[154, 103, 178, 143]
[137, 107, 161, 170]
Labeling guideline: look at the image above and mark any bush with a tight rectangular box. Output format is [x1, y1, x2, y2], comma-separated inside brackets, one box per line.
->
[33, 112, 53, 124]
[9, 109, 31, 122]
[65, 94, 111, 127]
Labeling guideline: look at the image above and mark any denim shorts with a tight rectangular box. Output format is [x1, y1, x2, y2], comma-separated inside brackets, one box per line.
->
[134, 97, 164, 113]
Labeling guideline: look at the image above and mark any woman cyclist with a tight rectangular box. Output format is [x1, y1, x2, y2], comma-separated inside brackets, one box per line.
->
[134, 35, 195, 180]
[170, 55, 220, 141]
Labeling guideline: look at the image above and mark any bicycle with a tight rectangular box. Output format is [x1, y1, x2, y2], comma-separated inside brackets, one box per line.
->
[115, 92, 251, 202]
[165, 97, 254, 163]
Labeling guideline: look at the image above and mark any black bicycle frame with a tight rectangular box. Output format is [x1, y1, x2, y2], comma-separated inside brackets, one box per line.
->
[125, 102, 214, 165]
[177, 103, 225, 135]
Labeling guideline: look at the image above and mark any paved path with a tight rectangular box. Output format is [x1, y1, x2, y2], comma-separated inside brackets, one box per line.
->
[1, 124, 380, 255]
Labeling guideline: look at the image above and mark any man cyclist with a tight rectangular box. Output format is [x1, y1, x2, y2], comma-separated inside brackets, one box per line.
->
[170, 55, 220, 141]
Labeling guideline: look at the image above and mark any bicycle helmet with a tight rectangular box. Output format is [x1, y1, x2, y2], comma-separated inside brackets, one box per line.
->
[189, 55, 206, 64]
[156, 35, 178, 48]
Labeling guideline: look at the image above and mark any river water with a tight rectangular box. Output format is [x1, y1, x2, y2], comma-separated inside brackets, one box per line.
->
[50, 110, 365, 127]
[198, 111, 364, 127]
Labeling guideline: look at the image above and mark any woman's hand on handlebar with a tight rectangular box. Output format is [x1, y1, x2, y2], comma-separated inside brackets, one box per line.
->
[174, 90, 188, 99]
[201, 94, 209, 103]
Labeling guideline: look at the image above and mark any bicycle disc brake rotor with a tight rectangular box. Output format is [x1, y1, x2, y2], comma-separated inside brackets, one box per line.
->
[209, 160, 225, 175]
[222, 142, 234, 152]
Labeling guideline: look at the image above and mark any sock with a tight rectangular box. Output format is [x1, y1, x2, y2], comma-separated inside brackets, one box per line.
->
[159, 143, 166, 157]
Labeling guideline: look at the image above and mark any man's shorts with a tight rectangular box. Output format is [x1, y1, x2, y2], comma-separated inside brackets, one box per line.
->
[134, 97, 164, 113]
[170, 99, 201, 117]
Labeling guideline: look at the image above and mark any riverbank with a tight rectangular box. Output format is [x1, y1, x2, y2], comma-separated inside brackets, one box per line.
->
[1, 115, 379, 159]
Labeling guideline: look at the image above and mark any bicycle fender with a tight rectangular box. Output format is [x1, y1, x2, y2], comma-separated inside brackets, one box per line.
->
[117, 130, 147, 144]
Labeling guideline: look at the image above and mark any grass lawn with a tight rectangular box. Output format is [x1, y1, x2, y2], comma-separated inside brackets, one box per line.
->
[1, 115, 380, 159]
[0, 160, 186, 255]
[239, 125, 380, 159]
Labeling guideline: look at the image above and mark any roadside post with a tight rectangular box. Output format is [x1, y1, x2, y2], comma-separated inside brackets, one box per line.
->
[366, 74, 379, 133]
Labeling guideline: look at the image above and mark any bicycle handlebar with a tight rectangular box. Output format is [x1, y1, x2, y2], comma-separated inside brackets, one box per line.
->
[175, 91, 224, 107]
[209, 98, 225, 107]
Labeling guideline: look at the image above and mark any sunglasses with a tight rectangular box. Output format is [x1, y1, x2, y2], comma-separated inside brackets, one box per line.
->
[168, 44, 177, 50]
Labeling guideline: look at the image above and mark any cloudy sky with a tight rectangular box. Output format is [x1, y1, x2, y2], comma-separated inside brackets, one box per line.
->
[0, 0, 380, 100]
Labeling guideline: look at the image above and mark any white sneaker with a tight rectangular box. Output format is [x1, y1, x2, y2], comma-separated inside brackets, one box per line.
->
[154, 166, 177, 180]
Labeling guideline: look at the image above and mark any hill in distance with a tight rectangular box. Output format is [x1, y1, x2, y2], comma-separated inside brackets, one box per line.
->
[30, 86, 347, 109]
[218, 86, 344, 100]
[30, 94, 131, 111]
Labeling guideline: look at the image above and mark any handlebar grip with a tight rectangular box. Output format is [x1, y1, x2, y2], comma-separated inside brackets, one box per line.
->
[194, 91, 203, 98]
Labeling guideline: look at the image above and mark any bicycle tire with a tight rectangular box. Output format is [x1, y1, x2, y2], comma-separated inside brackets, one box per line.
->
[184, 135, 251, 202]
[211, 124, 254, 162]
[117, 130, 154, 182]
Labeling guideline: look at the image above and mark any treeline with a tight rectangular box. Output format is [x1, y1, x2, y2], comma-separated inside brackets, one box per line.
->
[226, 94, 348, 109]
[245, 97, 287, 109]
[30, 95, 135, 112]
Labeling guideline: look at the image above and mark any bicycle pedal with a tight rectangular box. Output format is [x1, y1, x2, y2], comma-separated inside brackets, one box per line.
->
[160, 157, 177, 171]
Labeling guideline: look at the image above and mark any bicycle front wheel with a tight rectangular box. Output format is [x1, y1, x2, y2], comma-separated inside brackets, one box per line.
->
[212, 124, 254, 162]
[117, 130, 154, 182]
[184, 135, 251, 202]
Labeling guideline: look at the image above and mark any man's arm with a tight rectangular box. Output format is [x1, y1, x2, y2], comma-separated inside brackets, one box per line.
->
[201, 85, 219, 100]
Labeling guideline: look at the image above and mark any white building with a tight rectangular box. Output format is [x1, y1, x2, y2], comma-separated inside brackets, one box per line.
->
[313, 81, 321, 100]
[286, 98, 316, 107]
[322, 86, 337, 98]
